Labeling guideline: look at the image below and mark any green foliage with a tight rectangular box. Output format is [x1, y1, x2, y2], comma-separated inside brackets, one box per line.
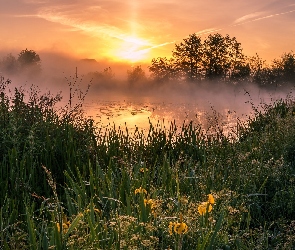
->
[1, 79, 295, 249]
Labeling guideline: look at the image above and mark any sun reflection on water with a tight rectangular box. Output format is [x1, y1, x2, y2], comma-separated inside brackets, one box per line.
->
[83, 100, 243, 137]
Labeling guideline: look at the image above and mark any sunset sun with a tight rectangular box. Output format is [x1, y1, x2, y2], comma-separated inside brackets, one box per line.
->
[113, 35, 151, 63]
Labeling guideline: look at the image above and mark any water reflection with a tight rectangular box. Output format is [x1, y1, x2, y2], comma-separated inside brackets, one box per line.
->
[83, 99, 245, 136]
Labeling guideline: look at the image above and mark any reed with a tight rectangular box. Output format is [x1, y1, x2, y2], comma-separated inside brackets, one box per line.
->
[1, 78, 295, 249]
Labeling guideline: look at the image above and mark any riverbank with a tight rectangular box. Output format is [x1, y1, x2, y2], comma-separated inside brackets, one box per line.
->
[1, 80, 295, 249]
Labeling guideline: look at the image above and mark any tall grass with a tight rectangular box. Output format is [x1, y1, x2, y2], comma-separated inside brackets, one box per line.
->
[1, 77, 295, 249]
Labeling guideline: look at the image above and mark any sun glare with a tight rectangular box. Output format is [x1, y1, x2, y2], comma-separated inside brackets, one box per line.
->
[114, 36, 152, 63]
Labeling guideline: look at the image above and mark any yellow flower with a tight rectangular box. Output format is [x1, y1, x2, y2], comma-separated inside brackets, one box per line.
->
[135, 187, 147, 195]
[180, 197, 189, 204]
[208, 194, 215, 205]
[198, 202, 213, 215]
[94, 208, 101, 214]
[140, 168, 148, 173]
[174, 222, 188, 235]
[144, 199, 155, 209]
[85, 208, 101, 214]
[168, 222, 176, 235]
[56, 215, 71, 234]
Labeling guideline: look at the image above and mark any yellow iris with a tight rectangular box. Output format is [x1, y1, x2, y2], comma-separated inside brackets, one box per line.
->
[169, 214, 188, 235]
[140, 167, 148, 173]
[56, 215, 71, 234]
[85, 208, 101, 214]
[208, 194, 215, 205]
[174, 222, 188, 235]
[198, 201, 213, 215]
[144, 198, 155, 209]
[134, 187, 147, 195]
[168, 222, 176, 235]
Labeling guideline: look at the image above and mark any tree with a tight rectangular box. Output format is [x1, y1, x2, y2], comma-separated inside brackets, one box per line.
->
[86, 67, 116, 89]
[248, 53, 269, 85]
[272, 52, 295, 85]
[230, 63, 251, 83]
[127, 66, 147, 86]
[172, 33, 203, 81]
[0, 54, 18, 74]
[202, 34, 245, 81]
[149, 57, 176, 82]
[88, 67, 115, 81]
[17, 48, 41, 74]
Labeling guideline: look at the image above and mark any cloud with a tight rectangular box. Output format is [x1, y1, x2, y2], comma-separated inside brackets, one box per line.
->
[195, 28, 222, 35]
[232, 0, 295, 27]
[233, 12, 264, 24]
[232, 8, 295, 27]
[35, 9, 138, 43]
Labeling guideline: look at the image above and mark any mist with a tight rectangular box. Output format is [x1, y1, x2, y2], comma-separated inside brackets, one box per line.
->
[0, 49, 293, 132]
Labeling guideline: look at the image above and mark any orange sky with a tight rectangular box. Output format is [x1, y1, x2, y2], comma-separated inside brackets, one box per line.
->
[1, 0, 295, 64]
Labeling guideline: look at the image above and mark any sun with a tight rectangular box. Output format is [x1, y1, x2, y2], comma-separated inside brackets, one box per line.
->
[113, 35, 152, 63]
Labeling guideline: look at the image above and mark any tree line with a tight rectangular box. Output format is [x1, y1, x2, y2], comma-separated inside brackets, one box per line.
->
[0, 48, 41, 76]
[149, 33, 295, 88]
[1, 33, 295, 89]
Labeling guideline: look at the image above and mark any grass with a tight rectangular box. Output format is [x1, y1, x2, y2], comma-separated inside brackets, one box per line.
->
[1, 77, 295, 249]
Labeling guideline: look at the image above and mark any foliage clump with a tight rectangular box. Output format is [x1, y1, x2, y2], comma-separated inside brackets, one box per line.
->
[1, 74, 295, 248]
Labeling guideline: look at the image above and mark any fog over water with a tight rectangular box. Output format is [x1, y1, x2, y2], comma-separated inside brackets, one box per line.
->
[1, 52, 293, 134]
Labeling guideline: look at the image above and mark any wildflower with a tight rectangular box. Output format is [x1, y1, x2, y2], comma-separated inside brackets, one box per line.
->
[140, 167, 148, 173]
[85, 208, 101, 214]
[144, 198, 155, 209]
[169, 214, 188, 235]
[94, 208, 101, 214]
[180, 197, 189, 204]
[168, 222, 176, 235]
[56, 215, 71, 234]
[174, 222, 188, 235]
[198, 201, 212, 215]
[135, 187, 147, 195]
[208, 194, 215, 205]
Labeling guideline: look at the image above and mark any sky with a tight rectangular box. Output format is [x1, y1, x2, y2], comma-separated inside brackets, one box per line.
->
[1, 0, 295, 65]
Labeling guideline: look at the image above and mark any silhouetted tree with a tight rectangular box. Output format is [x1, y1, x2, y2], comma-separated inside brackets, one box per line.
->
[149, 32, 295, 88]
[127, 66, 146, 86]
[272, 52, 295, 86]
[18, 49, 40, 67]
[247, 53, 271, 86]
[0, 54, 18, 75]
[17, 48, 41, 75]
[172, 33, 203, 81]
[230, 63, 251, 83]
[86, 67, 116, 89]
[202, 34, 245, 81]
[149, 57, 176, 82]
[91, 67, 115, 81]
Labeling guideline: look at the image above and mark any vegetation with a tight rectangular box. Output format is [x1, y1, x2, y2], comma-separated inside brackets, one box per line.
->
[149, 33, 295, 88]
[1, 33, 295, 89]
[0, 70, 295, 249]
[0, 32, 295, 249]
[0, 49, 41, 76]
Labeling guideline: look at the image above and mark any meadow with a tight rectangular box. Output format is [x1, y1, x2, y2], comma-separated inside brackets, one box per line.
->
[0, 76, 295, 250]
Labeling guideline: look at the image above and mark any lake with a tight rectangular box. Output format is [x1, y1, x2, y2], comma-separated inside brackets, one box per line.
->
[73, 82, 288, 136]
